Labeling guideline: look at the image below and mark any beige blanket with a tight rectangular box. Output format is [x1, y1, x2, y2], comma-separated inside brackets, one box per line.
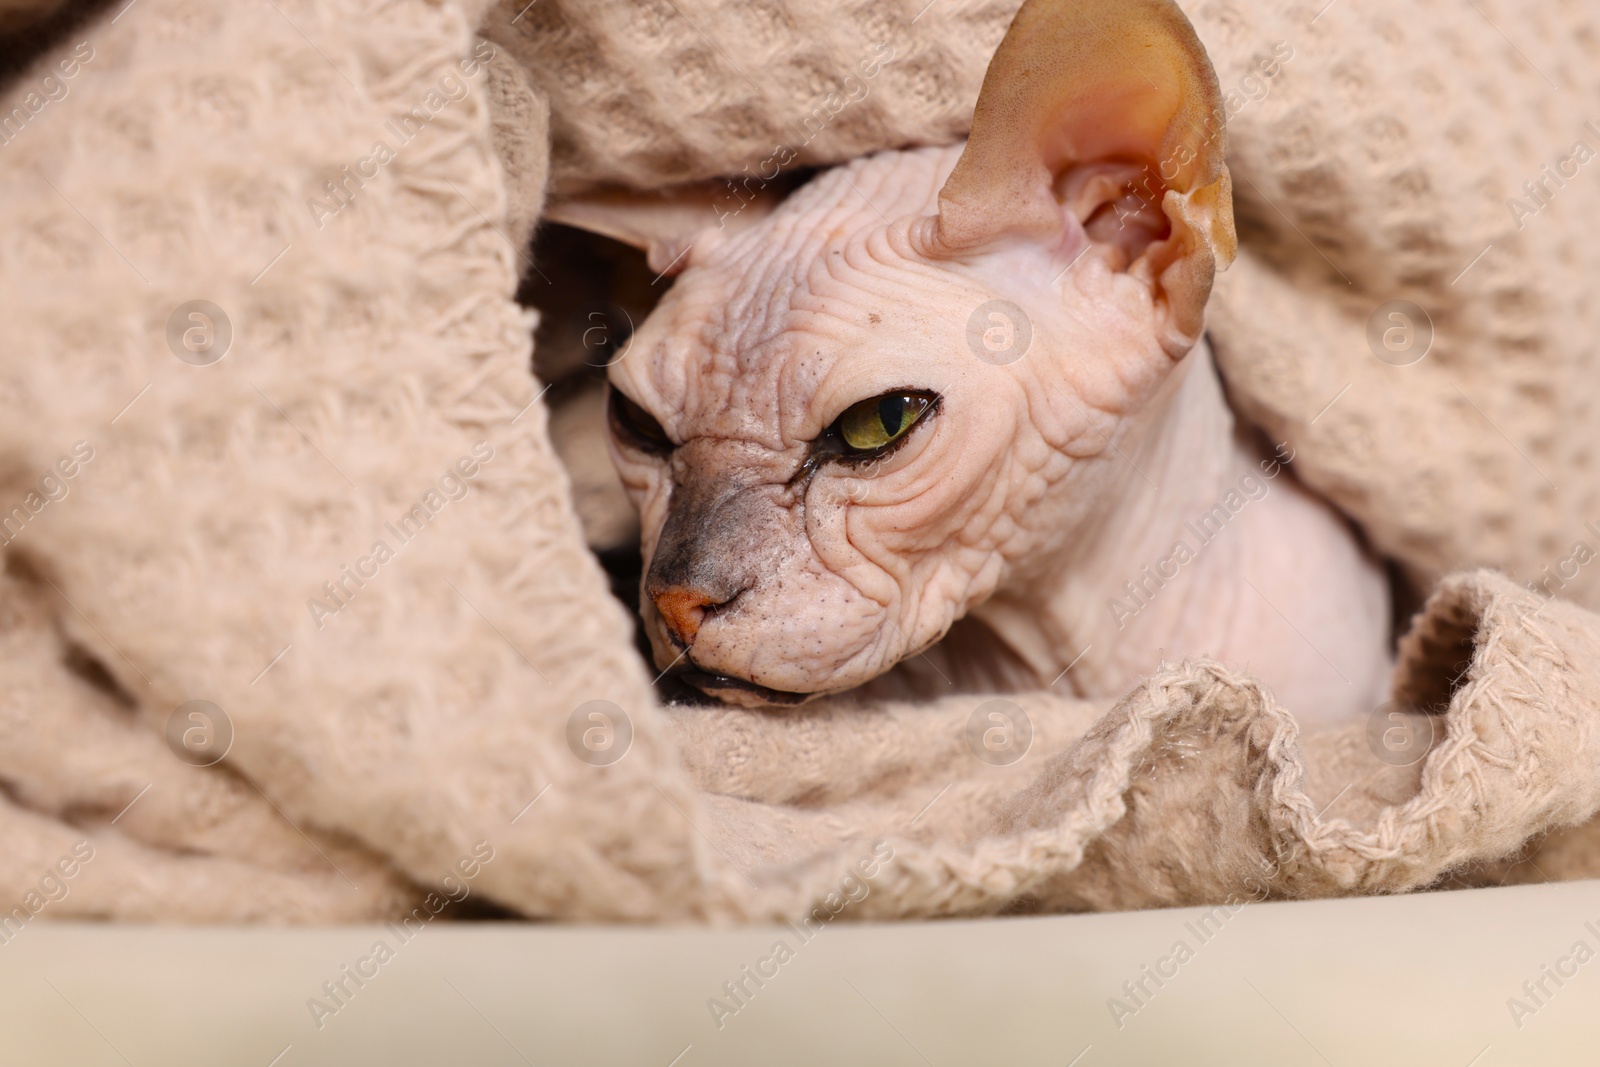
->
[0, 0, 1597, 924]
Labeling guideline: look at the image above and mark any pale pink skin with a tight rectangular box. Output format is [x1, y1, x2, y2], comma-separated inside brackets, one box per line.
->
[606, 144, 1392, 731]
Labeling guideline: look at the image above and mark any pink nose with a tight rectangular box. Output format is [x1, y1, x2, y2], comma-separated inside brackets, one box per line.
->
[651, 587, 715, 646]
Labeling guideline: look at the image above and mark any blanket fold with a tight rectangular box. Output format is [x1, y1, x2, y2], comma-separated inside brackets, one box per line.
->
[676, 573, 1600, 919]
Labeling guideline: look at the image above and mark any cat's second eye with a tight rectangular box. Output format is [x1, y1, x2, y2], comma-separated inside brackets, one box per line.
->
[607, 387, 673, 454]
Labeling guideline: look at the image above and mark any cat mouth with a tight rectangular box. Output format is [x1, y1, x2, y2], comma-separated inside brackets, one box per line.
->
[676, 667, 814, 706]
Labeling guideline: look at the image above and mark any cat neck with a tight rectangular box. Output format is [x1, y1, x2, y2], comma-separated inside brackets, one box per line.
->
[969, 339, 1393, 730]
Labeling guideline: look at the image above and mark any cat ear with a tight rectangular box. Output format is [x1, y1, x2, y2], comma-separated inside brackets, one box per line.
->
[913, 0, 1235, 351]
[543, 180, 785, 277]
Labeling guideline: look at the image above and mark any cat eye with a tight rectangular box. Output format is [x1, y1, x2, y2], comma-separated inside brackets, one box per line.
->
[607, 387, 673, 454]
[831, 391, 937, 455]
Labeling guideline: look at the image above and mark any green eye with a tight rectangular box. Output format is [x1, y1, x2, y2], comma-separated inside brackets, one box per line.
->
[836, 392, 935, 453]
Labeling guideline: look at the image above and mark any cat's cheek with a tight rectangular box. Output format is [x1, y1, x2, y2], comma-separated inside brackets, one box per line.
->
[615, 470, 672, 568]
[605, 437, 666, 504]
[617, 463, 660, 507]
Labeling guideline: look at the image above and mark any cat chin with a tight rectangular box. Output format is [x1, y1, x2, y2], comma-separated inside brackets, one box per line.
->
[676, 668, 818, 708]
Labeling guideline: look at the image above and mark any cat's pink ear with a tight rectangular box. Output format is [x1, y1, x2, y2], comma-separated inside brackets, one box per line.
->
[544, 181, 784, 277]
[916, 0, 1235, 346]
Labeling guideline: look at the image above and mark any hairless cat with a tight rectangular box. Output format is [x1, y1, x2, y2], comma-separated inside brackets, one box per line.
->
[550, 0, 1392, 731]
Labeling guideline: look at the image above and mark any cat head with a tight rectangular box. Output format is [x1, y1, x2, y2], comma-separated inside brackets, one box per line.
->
[549, 0, 1235, 706]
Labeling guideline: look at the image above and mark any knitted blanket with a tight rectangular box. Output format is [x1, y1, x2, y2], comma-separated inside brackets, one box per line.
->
[1, 0, 1597, 924]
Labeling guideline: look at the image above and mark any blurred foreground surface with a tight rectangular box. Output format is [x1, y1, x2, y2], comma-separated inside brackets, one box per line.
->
[2, 880, 1597, 1065]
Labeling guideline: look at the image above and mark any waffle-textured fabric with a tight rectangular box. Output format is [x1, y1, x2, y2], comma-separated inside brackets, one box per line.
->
[0, 0, 1597, 923]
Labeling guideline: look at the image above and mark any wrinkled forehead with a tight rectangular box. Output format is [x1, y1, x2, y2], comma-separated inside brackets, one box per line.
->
[613, 151, 956, 445]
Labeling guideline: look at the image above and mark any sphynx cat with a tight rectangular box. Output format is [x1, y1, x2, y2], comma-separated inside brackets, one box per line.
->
[550, 0, 1391, 731]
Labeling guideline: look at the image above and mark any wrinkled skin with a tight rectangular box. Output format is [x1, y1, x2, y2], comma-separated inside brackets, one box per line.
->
[605, 145, 1393, 729]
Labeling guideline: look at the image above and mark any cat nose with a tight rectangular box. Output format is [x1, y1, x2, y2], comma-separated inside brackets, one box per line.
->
[643, 467, 763, 648]
[648, 584, 732, 647]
